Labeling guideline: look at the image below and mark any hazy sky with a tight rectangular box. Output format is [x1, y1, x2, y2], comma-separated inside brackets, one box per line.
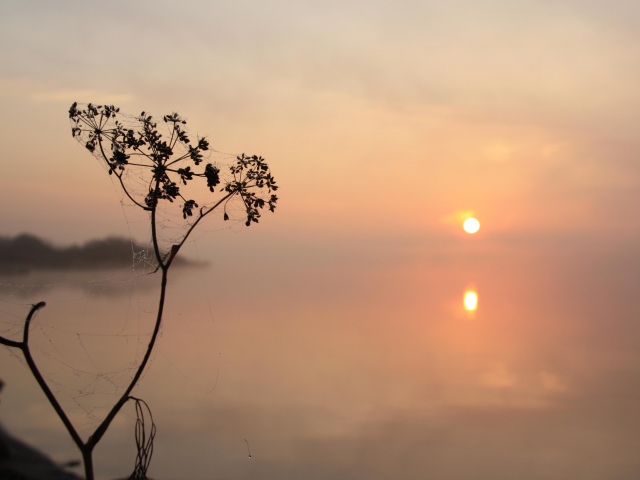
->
[3, 2, 640, 480]
[2, 0, 640, 244]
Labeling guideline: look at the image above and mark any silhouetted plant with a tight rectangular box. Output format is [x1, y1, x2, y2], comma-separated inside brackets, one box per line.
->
[0, 103, 278, 480]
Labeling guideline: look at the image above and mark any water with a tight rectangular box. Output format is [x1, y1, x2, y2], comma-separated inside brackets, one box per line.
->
[2, 231, 640, 479]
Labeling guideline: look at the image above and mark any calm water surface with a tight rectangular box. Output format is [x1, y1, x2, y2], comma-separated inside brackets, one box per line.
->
[2, 231, 640, 480]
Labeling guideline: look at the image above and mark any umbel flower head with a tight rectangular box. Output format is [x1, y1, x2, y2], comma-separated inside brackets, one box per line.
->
[69, 102, 278, 226]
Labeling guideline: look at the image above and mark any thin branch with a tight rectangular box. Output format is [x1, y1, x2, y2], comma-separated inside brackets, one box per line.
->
[0, 336, 22, 348]
[165, 152, 193, 167]
[114, 172, 150, 211]
[10, 302, 86, 451]
[149, 181, 164, 268]
[96, 136, 149, 211]
[87, 268, 168, 448]
[171, 191, 235, 260]
[23, 301, 45, 344]
[122, 162, 154, 168]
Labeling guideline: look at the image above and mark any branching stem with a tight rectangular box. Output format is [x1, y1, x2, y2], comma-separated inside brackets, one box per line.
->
[0, 302, 85, 458]
[10, 102, 281, 479]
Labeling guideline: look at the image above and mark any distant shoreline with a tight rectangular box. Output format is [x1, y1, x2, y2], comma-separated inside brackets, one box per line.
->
[0, 234, 204, 275]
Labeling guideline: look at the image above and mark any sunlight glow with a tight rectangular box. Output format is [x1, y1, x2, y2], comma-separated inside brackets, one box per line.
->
[463, 217, 480, 234]
[464, 291, 478, 311]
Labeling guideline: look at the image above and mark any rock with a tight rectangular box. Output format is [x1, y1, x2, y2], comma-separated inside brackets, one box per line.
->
[0, 422, 82, 480]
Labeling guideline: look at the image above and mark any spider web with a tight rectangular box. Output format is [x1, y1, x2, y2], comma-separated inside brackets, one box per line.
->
[69, 106, 261, 252]
[0, 109, 247, 438]
[0, 252, 161, 432]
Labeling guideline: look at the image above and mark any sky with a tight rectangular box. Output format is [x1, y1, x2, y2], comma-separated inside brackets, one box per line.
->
[1, 0, 640, 243]
[2, 1, 640, 479]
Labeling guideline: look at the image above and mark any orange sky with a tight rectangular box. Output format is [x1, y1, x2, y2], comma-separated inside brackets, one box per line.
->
[1, 0, 640, 245]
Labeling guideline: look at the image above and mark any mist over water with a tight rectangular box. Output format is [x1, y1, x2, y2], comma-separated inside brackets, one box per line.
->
[3, 1, 640, 478]
[2, 229, 640, 480]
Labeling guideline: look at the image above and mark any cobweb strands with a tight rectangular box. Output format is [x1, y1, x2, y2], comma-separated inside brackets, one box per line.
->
[0, 266, 162, 432]
[0, 102, 279, 480]
[68, 103, 279, 256]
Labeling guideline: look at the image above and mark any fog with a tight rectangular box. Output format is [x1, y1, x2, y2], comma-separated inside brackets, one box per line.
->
[2, 0, 640, 478]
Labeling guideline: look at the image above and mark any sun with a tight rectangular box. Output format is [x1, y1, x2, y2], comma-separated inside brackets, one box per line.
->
[463, 217, 480, 234]
[464, 291, 478, 311]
